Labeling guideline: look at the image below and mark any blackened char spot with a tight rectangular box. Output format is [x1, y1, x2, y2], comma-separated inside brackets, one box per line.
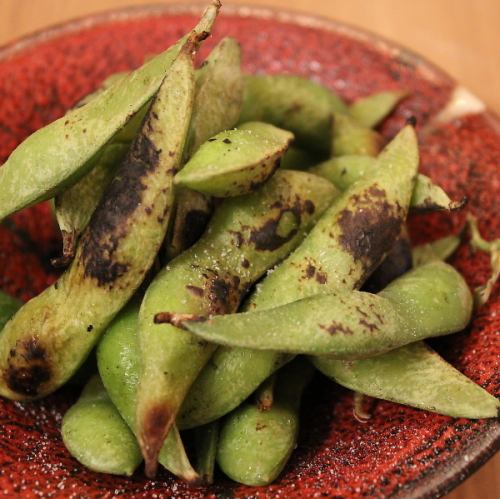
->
[241, 258, 250, 268]
[359, 319, 380, 332]
[223, 138, 232, 144]
[249, 206, 301, 251]
[316, 272, 327, 284]
[305, 264, 316, 279]
[304, 200, 315, 215]
[207, 275, 241, 315]
[338, 186, 403, 283]
[80, 132, 163, 287]
[5, 338, 51, 397]
[319, 322, 354, 335]
[363, 234, 412, 293]
[181, 209, 211, 251]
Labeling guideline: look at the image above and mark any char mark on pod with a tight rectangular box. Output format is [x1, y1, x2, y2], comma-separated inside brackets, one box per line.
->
[5, 338, 51, 397]
[80, 132, 161, 287]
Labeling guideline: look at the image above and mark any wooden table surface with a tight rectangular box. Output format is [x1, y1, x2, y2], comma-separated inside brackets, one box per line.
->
[1, 1, 498, 497]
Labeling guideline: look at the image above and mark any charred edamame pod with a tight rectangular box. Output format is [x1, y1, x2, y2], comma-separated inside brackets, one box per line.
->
[217, 359, 313, 486]
[97, 302, 199, 482]
[0, 2, 220, 221]
[163, 262, 472, 357]
[239, 74, 347, 154]
[312, 342, 499, 418]
[310, 155, 465, 211]
[61, 375, 142, 476]
[136, 170, 337, 475]
[179, 125, 418, 428]
[174, 122, 293, 197]
[0, 33, 201, 401]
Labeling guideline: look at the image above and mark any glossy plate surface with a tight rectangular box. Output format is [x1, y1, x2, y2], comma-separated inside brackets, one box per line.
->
[0, 4, 498, 497]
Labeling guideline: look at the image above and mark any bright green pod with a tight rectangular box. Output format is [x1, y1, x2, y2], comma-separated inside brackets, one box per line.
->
[0, 38, 198, 401]
[97, 303, 199, 482]
[310, 155, 464, 211]
[0, 2, 220, 221]
[61, 375, 142, 476]
[136, 170, 338, 475]
[194, 421, 219, 485]
[0, 290, 22, 330]
[239, 74, 347, 154]
[217, 359, 313, 486]
[174, 122, 293, 197]
[166, 36, 243, 258]
[412, 234, 461, 267]
[54, 143, 130, 265]
[179, 125, 418, 429]
[166, 262, 472, 357]
[312, 342, 499, 419]
[331, 112, 382, 157]
[349, 90, 407, 128]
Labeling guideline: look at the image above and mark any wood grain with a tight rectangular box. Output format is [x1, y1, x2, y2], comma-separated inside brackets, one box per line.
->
[0, 1, 498, 497]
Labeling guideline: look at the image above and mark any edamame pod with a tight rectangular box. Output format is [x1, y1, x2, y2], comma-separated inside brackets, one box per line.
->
[331, 113, 382, 157]
[0, 36, 199, 400]
[312, 342, 499, 418]
[412, 234, 461, 267]
[61, 375, 142, 476]
[310, 155, 464, 211]
[97, 302, 199, 482]
[166, 36, 243, 258]
[54, 143, 130, 265]
[137, 170, 338, 475]
[217, 359, 313, 486]
[163, 262, 472, 357]
[179, 125, 418, 428]
[349, 90, 407, 128]
[174, 122, 293, 197]
[239, 74, 347, 153]
[194, 421, 219, 485]
[0, 2, 220, 221]
[0, 290, 22, 330]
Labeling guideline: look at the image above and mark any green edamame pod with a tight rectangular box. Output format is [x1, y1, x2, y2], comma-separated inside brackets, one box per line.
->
[179, 125, 418, 428]
[54, 143, 130, 265]
[239, 74, 347, 153]
[412, 234, 461, 267]
[165, 262, 472, 357]
[331, 113, 382, 157]
[185, 36, 243, 157]
[312, 342, 499, 419]
[0, 36, 200, 401]
[174, 122, 293, 197]
[217, 359, 313, 486]
[310, 155, 464, 211]
[194, 421, 219, 485]
[61, 375, 142, 476]
[280, 146, 323, 171]
[0, 290, 22, 330]
[0, 2, 220, 221]
[349, 90, 407, 128]
[75, 71, 128, 108]
[137, 170, 338, 475]
[97, 302, 199, 482]
[166, 36, 243, 258]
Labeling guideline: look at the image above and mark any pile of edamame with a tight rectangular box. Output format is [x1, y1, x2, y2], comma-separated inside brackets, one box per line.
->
[0, 1, 498, 487]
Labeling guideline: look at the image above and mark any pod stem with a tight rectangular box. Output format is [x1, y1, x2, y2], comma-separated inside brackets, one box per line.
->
[353, 392, 371, 423]
[467, 214, 500, 307]
[255, 375, 276, 412]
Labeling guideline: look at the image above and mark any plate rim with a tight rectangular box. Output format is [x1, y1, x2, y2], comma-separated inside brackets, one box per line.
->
[0, 2, 498, 497]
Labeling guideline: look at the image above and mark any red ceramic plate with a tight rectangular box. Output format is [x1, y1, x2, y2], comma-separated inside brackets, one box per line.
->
[0, 3, 498, 498]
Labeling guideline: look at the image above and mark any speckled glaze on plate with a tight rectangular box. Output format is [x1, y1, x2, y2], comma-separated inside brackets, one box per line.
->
[0, 3, 498, 498]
